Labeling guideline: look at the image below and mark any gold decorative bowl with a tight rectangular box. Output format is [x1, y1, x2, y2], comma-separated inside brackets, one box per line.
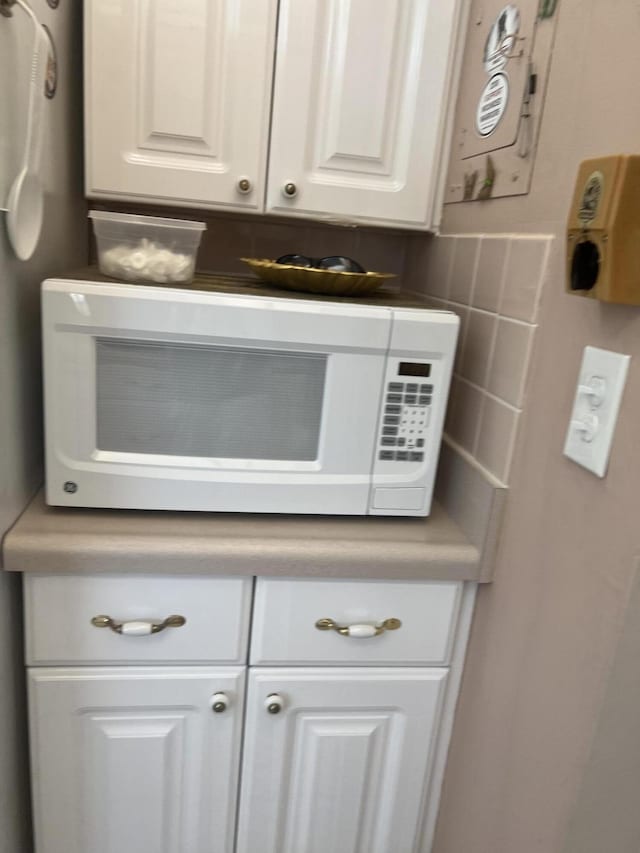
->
[240, 257, 396, 297]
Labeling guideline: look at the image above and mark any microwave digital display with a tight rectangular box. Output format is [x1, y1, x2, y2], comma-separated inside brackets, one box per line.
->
[398, 362, 431, 377]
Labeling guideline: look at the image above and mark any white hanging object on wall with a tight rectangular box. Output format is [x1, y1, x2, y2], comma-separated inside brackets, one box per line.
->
[3, 0, 48, 261]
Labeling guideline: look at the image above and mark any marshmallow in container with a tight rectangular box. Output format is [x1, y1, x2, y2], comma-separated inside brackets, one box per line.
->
[100, 238, 193, 284]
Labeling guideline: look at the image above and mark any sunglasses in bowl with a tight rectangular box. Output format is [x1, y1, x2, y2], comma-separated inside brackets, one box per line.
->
[276, 254, 366, 273]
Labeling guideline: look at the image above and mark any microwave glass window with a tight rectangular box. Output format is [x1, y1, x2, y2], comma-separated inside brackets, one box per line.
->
[398, 362, 432, 377]
[96, 339, 327, 461]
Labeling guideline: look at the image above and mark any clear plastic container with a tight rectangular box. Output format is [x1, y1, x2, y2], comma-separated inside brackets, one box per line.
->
[89, 210, 206, 284]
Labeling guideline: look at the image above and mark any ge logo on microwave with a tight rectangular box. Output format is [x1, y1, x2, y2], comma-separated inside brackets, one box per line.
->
[63, 481, 78, 494]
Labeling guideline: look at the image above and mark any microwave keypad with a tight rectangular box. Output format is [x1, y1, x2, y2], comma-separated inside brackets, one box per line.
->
[379, 382, 434, 461]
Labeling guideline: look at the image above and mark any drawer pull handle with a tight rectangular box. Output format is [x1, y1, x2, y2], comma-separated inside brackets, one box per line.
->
[315, 617, 402, 638]
[90, 614, 186, 635]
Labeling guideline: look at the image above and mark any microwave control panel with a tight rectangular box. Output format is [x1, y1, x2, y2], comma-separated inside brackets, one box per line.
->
[378, 379, 433, 463]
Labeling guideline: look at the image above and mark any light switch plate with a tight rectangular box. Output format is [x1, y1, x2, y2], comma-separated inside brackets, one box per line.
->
[563, 346, 630, 477]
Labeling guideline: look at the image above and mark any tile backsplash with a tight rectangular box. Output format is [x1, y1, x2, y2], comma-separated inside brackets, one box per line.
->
[404, 233, 552, 484]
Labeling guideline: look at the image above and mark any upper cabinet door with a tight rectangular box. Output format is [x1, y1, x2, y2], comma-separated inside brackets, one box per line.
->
[266, 0, 462, 228]
[236, 667, 448, 853]
[85, 0, 277, 211]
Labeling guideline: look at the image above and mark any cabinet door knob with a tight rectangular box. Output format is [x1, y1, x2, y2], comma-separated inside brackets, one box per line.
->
[237, 177, 252, 194]
[210, 692, 229, 713]
[265, 693, 284, 714]
[315, 617, 402, 638]
[282, 181, 297, 198]
[90, 614, 186, 635]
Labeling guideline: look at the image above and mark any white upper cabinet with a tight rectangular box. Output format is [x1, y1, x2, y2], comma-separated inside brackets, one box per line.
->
[85, 0, 277, 211]
[267, 0, 462, 227]
[85, 0, 464, 228]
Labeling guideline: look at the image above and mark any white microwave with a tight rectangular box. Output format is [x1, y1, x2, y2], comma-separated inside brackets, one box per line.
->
[42, 277, 458, 516]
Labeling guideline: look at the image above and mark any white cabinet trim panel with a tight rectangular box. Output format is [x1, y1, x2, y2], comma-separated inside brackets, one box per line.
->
[418, 581, 477, 853]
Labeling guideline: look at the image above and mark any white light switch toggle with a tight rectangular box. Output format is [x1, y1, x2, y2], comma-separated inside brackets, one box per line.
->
[571, 413, 599, 442]
[578, 377, 606, 407]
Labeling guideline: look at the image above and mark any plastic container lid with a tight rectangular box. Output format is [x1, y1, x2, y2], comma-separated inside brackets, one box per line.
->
[89, 210, 207, 231]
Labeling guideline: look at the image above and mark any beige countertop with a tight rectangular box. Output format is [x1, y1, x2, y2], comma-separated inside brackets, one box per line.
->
[2, 490, 482, 581]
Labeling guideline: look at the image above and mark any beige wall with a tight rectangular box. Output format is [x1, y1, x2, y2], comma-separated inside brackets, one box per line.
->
[562, 559, 640, 853]
[0, 3, 86, 851]
[430, 2, 640, 852]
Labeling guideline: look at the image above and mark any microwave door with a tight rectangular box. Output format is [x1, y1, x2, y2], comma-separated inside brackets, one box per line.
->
[43, 280, 392, 513]
[95, 338, 327, 464]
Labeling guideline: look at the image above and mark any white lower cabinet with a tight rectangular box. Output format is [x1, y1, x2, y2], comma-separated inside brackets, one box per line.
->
[28, 667, 245, 853]
[236, 668, 448, 853]
[25, 576, 475, 853]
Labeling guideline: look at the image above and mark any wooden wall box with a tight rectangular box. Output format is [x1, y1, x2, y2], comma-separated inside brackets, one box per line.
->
[567, 155, 640, 305]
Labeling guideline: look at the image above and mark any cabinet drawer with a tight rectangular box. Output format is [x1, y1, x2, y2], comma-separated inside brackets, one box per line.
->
[25, 575, 252, 666]
[250, 579, 462, 666]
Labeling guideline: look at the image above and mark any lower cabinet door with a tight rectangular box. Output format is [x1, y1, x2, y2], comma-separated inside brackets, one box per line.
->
[236, 667, 449, 853]
[28, 666, 245, 853]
